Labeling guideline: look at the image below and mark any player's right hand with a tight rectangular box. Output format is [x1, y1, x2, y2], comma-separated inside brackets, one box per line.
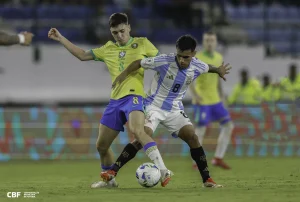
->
[48, 28, 62, 41]
[19, 31, 34, 46]
[218, 62, 231, 81]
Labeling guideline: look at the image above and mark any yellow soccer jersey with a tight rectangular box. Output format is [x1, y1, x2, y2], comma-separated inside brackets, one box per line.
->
[91, 37, 159, 99]
[193, 51, 223, 105]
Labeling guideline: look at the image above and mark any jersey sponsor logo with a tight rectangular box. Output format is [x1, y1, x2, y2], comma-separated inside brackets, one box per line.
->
[131, 43, 138, 49]
[119, 51, 126, 58]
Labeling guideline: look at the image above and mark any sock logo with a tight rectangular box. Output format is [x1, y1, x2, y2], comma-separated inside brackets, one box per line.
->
[200, 155, 207, 161]
[122, 151, 129, 158]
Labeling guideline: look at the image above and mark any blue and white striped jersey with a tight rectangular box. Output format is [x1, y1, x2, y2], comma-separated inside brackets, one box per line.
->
[141, 53, 209, 111]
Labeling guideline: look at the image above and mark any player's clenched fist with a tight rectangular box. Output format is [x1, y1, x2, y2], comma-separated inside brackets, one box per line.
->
[19, 31, 34, 46]
[48, 28, 62, 41]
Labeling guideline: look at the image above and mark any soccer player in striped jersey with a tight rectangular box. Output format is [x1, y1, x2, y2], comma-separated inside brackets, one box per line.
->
[48, 13, 172, 188]
[101, 35, 231, 188]
[190, 31, 234, 169]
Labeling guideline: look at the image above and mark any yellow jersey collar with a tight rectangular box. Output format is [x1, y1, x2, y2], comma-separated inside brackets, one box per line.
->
[202, 50, 214, 58]
[116, 37, 134, 47]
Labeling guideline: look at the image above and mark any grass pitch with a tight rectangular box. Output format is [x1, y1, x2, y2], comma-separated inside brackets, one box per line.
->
[1, 157, 300, 202]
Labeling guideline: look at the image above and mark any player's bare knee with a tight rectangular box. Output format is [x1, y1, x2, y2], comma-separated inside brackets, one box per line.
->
[129, 125, 144, 138]
[96, 141, 109, 155]
[223, 121, 234, 133]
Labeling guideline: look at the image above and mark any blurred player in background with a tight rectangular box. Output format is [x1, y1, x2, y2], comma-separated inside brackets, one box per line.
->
[48, 13, 172, 188]
[190, 31, 234, 169]
[261, 74, 280, 102]
[101, 35, 231, 188]
[0, 31, 33, 46]
[228, 68, 262, 105]
[277, 64, 300, 101]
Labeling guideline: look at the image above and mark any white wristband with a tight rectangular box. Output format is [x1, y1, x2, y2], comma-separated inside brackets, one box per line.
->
[18, 34, 25, 44]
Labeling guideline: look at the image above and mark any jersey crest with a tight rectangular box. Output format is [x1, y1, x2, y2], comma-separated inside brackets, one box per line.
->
[119, 51, 126, 58]
[131, 43, 138, 49]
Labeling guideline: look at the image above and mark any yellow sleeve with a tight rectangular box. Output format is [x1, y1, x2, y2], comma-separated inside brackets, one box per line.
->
[90, 43, 107, 62]
[228, 85, 240, 105]
[143, 38, 159, 57]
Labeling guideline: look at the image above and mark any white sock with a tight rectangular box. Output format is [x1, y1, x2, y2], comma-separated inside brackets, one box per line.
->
[195, 126, 207, 145]
[215, 122, 234, 159]
[145, 145, 167, 170]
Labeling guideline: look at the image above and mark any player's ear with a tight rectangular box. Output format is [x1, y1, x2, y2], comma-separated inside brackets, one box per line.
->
[128, 24, 131, 32]
[192, 51, 196, 57]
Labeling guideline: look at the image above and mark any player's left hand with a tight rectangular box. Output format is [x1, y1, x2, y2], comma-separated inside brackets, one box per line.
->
[112, 73, 127, 89]
[218, 62, 231, 81]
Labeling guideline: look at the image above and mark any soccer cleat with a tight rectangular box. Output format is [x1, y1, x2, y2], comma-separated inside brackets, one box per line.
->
[203, 178, 223, 188]
[100, 170, 117, 182]
[160, 169, 173, 187]
[90, 180, 118, 188]
[211, 158, 231, 170]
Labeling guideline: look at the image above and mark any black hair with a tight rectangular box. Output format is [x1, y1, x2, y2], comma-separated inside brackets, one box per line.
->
[240, 67, 248, 75]
[290, 63, 297, 70]
[263, 74, 270, 80]
[109, 13, 128, 27]
[176, 34, 197, 52]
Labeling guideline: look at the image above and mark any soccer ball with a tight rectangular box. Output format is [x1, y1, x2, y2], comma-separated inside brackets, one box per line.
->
[136, 163, 161, 188]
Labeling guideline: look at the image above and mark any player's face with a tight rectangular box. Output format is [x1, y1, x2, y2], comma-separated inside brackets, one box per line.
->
[110, 23, 131, 46]
[176, 49, 196, 69]
[202, 34, 217, 52]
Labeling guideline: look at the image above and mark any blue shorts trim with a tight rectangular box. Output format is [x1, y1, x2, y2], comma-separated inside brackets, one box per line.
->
[193, 102, 231, 126]
[100, 95, 144, 131]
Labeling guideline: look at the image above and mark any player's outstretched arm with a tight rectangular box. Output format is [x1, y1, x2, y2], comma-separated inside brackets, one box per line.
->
[208, 62, 231, 81]
[112, 59, 142, 89]
[0, 31, 34, 46]
[48, 28, 93, 61]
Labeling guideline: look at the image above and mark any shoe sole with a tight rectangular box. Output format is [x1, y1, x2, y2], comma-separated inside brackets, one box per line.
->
[203, 184, 224, 188]
[161, 177, 171, 187]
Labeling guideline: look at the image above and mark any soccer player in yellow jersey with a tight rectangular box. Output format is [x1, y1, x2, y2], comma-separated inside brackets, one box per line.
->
[190, 31, 234, 169]
[48, 13, 172, 188]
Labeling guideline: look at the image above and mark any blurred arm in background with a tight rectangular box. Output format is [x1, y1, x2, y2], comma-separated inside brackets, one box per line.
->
[189, 82, 202, 104]
[48, 28, 93, 61]
[0, 31, 34, 46]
